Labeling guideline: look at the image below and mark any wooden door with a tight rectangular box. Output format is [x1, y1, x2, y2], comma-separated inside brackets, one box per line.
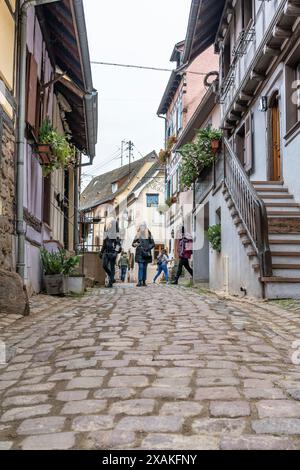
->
[272, 99, 281, 181]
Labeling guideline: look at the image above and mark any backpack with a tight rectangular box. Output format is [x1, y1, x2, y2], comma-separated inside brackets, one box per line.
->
[179, 237, 193, 259]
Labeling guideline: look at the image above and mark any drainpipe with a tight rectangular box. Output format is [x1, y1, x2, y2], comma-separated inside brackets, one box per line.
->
[74, 153, 80, 254]
[16, 0, 61, 280]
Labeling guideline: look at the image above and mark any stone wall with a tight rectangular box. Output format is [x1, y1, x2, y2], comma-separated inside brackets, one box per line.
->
[0, 116, 15, 272]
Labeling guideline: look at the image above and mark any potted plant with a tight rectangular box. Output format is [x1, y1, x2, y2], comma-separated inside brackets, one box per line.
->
[40, 248, 65, 295]
[63, 255, 85, 295]
[36, 118, 75, 176]
[158, 149, 170, 164]
[209, 129, 222, 154]
[178, 127, 223, 189]
[206, 224, 221, 252]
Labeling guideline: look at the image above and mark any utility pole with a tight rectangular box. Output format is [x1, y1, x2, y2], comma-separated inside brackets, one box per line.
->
[121, 140, 126, 167]
[128, 140, 134, 173]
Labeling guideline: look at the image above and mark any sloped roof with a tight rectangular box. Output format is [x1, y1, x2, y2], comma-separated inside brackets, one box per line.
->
[80, 151, 157, 211]
[129, 161, 164, 197]
[158, 0, 225, 116]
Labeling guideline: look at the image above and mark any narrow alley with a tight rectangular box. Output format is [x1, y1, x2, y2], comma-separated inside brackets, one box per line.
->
[1, 285, 300, 450]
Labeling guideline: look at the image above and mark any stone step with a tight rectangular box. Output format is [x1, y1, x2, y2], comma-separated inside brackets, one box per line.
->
[268, 218, 300, 233]
[247, 251, 257, 258]
[252, 180, 284, 186]
[233, 218, 242, 226]
[272, 268, 300, 277]
[267, 211, 300, 217]
[272, 254, 300, 264]
[242, 239, 252, 247]
[262, 278, 300, 299]
[265, 202, 300, 208]
[260, 194, 294, 200]
[269, 233, 300, 240]
[256, 188, 289, 193]
[273, 264, 300, 269]
[238, 228, 247, 236]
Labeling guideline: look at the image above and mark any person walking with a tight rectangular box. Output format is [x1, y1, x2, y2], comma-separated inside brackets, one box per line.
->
[172, 226, 193, 285]
[99, 219, 122, 288]
[153, 249, 170, 284]
[118, 251, 130, 283]
[132, 222, 155, 287]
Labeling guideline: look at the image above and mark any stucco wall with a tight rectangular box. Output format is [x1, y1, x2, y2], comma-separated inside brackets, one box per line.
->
[208, 189, 263, 298]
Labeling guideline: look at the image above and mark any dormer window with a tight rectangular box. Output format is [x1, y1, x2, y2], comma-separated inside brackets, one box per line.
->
[111, 182, 118, 194]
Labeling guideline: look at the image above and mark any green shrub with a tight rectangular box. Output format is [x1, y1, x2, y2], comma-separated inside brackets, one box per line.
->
[207, 224, 221, 252]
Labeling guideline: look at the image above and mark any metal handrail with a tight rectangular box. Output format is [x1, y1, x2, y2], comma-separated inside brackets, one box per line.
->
[223, 138, 272, 277]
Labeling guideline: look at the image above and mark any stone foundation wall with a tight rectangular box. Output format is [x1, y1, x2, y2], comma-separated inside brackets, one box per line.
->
[0, 116, 15, 272]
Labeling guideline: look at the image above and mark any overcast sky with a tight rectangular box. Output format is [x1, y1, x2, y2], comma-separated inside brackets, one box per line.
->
[81, 0, 191, 184]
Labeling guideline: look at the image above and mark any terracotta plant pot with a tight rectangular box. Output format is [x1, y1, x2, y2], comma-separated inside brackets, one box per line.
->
[35, 144, 54, 164]
[211, 139, 220, 154]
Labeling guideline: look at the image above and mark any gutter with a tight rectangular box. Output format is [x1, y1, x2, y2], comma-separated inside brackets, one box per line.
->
[182, 0, 201, 64]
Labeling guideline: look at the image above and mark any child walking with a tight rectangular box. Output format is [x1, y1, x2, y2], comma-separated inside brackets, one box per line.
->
[153, 249, 170, 284]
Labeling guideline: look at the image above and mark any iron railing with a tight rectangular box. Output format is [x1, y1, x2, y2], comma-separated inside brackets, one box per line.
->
[223, 138, 272, 277]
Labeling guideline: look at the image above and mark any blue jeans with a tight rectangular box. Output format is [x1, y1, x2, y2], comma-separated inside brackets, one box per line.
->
[120, 266, 127, 282]
[138, 262, 148, 283]
[153, 264, 169, 283]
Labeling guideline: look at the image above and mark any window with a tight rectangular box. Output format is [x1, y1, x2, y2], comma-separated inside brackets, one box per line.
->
[242, 0, 253, 30]
[146, 194, 159, 207]
[285, 43, 300, 133]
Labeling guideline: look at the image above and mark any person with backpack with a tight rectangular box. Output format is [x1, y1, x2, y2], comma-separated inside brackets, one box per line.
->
[118, 251, 130, 282]
[172, 225, 193, 285]
[153, 249, 170, 284]
[99, 219, 122, 288]
[132, 222, 155, 287]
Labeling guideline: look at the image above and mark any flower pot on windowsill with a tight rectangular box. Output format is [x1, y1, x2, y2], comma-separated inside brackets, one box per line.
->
[35, 143, 55, 165]
[211, 139, 220, 154]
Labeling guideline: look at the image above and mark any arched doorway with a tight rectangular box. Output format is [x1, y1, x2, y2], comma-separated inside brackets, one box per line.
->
[268, 92, 281, 181]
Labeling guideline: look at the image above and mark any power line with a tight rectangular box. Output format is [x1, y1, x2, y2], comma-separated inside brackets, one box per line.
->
[91, 60, 207, 76]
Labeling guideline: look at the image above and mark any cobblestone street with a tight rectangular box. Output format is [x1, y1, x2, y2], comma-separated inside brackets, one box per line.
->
[1, 285, 300, 450]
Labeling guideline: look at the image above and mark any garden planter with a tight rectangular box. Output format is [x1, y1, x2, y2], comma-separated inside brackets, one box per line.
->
[44, 274, 65, 295]
[35, 144, 55, 164]
[66, 276, 85, 295]
[211, 139, 220, 154]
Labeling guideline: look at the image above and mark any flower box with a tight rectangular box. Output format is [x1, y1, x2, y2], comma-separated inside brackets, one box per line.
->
[35, 143, 55, 165]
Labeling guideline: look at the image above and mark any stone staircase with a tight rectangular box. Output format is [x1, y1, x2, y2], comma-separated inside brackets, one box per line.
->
[223, 180, 300, 299]
[253, 181, 300, 299]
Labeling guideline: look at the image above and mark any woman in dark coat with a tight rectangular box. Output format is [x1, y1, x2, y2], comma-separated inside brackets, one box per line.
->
[132, 222, 155, 287]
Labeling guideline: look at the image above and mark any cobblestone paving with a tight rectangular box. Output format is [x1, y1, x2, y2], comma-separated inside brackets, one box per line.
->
[0, 285, 300, 450]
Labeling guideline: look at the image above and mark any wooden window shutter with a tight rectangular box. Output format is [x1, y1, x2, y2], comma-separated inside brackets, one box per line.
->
[26, 53, 38, 128]
[244, 113, 253, 172]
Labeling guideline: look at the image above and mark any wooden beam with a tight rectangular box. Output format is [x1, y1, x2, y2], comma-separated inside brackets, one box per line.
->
[273, 26, 292, 38]
[263, 45, 281, 56]
[234, 102, 247, 113]
[250, 71, 265, 81]
[239, 91, 253, 101]
[284, 2, 300, 16]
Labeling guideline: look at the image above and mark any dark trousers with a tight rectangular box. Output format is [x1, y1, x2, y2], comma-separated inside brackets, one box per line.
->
[176, 258, 193, 281]
[138, 262, 148, 283]
[120, 266, 128, 282]
[102, 253, 117, 285]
